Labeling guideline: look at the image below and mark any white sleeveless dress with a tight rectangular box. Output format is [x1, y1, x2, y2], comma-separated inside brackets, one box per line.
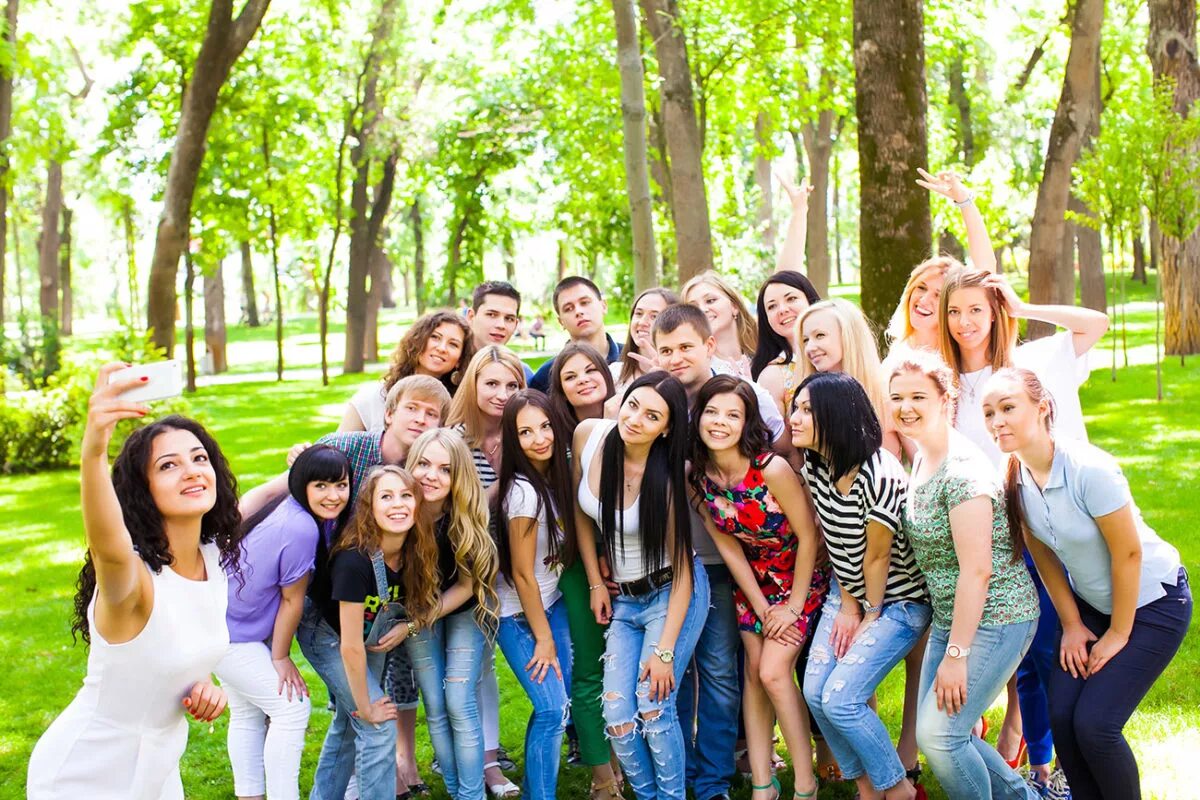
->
[27, 542, 230, 799]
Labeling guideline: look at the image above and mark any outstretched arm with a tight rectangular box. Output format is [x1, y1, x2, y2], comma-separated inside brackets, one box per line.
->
[917, 168, 996, 273]
[774, 173, 813, 275]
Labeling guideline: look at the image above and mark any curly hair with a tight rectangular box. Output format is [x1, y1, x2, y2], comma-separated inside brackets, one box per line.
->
[332, 465, 441, 627]
[382, 311, 475, 397]
[406, 428, 500, 640]
[71, 415, 243, 644]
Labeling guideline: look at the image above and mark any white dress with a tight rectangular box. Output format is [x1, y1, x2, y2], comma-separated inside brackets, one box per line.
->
[27, 542, 230, 799]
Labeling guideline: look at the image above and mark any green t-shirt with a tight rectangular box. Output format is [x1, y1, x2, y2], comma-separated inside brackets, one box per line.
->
[904, 435, 1039, 630]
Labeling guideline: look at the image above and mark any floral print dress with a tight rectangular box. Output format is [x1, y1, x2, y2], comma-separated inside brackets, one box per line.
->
[699, 453, 831, 635]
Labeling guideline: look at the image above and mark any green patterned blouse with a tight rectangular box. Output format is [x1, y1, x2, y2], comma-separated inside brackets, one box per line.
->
[904, 435, 1039, 630]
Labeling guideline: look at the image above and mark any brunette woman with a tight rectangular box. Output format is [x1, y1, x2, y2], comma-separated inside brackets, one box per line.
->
[682, 271, 758, 378]
[29, 367, 239, 800]
[343, 311, 475, 430]
[888, 352, 1040, 800]
[984, 368, 1189, 799]
[573, 371, 710, 800]
[613, 288, 680, 393]
[549, 341, 617, 425]
[793, 372, 929, 800]
[216, 445, 352, 800]
[405, 429, 502, 800]
[690, 375, 827, 800]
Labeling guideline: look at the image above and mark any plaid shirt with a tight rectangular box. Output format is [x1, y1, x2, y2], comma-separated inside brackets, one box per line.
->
[315, 431, 387, 502]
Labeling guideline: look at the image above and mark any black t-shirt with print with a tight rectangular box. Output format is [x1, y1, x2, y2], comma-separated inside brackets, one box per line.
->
[324, 548, 406, 637]
[436, 514, 478, 616]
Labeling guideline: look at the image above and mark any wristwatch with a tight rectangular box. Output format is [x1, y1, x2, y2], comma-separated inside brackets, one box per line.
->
[862, 601, 883, 615]
[653, 646, 675, 664]
[946, 643, 972, 659]
[406, 620, 419, 638]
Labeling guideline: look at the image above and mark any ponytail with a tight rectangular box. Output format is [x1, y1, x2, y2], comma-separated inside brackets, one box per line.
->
[1002, 455, 1027, 562]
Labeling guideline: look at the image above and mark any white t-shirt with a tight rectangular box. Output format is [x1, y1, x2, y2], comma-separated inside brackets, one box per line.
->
[956, 331, 1090, 468]
[349, 381, 388, 432]
[498, 477, 565, 618]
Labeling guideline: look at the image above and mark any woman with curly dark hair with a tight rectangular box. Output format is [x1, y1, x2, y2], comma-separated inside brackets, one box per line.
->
[28, 364, 243, 799]
[343, 311, 475, 430]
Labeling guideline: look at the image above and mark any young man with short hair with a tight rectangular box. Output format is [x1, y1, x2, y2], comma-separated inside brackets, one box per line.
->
[466, 280, 534, 384]
[528, 276, 621, 392]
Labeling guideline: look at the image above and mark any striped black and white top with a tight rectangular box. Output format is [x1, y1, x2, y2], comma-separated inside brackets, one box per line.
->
[802, 447, 928, 605]
[449, 423, 498, 489]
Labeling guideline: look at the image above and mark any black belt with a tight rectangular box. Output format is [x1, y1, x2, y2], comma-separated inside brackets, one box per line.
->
[616, 566, 674, 597]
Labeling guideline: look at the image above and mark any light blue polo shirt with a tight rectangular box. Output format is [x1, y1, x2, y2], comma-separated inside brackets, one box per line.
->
[1017, 438, 1181, 614]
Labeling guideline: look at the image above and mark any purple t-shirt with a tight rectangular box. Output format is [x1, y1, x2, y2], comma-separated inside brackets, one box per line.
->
[226, 496, 319, 643]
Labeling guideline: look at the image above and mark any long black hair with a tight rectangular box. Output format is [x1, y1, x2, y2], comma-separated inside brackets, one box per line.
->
[71, 415, 243, 644]
[548, 341, 616, 426]
[750, 272, 821, 379]
[598, 371, 692, 577]
[688, 375, 773, 498]
[794, 372, 881, 483]
[492, 390, 578, 588]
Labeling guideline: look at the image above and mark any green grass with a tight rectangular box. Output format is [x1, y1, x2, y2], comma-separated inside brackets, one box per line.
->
[4, 273, 1196, 799]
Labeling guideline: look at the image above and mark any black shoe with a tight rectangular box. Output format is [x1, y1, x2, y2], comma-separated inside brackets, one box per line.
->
[703, 794, 731, 800]
[496, 745, 516, 772]
[566, 736, 582, 765]
[408, 783, 431, 797]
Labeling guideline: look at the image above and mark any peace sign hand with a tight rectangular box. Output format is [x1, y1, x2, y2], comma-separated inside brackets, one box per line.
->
[82, 364, 151, 459]
[774, 170, 814, 209]
[916, 168, 972, 204]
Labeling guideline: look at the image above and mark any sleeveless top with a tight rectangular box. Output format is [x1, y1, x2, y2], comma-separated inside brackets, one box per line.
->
[28, 542, 230, 799]
[576, 420, 647, 582]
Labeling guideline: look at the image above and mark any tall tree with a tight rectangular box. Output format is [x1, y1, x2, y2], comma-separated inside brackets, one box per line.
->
[639, 0, 713, 283]
[239, 239, 259, 326]
[613, 0, 659, 292]
[853, 0, 932, 333]
[409, 198, 426, 315]
[0, 0, 16, 329]
[1148, 0, 1200, 355]
[1026, 0, 1104, 339]
[203, 257, 227, 373]
[145, 0, 271, 355]
[59, 206, 71, 334]
[36, 159, 62, 325]
[754, 111, 776, 253]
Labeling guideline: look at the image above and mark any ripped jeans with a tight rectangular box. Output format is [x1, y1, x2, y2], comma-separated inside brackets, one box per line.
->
[602, 558, 710, 800]
[803, 589, 931, 791]
[496, 598, 573, 799]
[406, 610, 487, 800]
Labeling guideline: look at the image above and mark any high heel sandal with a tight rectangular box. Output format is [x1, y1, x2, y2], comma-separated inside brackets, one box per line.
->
[1004, 736, 1029, 769]
[589, 778, 623, 800]
[751, 776, 781, 800]
[484, 761, 520, 798]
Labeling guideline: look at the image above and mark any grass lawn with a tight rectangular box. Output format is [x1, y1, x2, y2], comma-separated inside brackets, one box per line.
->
[2, 272, 1196, 799]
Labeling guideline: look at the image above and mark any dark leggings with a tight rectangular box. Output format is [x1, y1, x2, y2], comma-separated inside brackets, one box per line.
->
[1047, 568, 1191, 799]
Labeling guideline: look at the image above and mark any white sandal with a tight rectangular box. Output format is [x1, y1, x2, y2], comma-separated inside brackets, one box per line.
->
[485, 761, 520, 798]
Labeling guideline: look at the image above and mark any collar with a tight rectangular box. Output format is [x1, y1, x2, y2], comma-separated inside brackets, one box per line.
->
[1016, 443, 1066, 490]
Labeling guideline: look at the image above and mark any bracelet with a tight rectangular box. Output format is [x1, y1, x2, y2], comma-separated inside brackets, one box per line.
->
[786, 605, 802, 618]
[954, 192, 976, 207]
[589, 583, 605, 591]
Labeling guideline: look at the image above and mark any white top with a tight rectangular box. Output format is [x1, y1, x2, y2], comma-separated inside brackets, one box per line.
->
[28, 543, 230, 799]
[956, 331, 1090, 468]
[498, 477, 566, 617]
[1016, 438, 1181, 614]
[349, 381, 389, 431]
[577, 420, 647, 582]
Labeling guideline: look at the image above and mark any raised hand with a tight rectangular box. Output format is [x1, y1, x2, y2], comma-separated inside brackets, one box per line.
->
[916, 168, 972, 204]
[774, 170, 814, 209]
[82, 363, 151, 459]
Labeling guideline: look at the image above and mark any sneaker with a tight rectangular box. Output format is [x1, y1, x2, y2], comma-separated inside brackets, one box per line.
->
[1045, 768, 1072, 800]
[430, 758, 442, 776]
[496, 745, 516, 772]
[1024, 774, 1049, 799]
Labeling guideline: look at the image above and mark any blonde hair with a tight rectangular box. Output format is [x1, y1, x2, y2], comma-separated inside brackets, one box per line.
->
[406, 428, 499, 639]
[331, 466, 441, 627]
[887, 349, 959, 423]
[681, 271, 758, 356]
[938, 267, 1018, 379]
[886, 256, 963, 346]
[445, 346, 526, 448]
[796, 299, 887, 421]
[385, 374, 452, 420]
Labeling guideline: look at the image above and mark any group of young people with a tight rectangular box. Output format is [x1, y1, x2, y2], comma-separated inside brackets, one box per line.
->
[29, 171, 1191, 800]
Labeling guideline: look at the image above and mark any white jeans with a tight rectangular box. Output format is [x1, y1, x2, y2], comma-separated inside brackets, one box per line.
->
[215, 641, 311, 799]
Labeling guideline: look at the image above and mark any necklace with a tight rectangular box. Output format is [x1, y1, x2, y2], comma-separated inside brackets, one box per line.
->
[959, 369, 987, 400]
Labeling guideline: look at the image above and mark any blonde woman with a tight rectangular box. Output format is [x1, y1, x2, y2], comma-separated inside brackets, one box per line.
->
[682, 271, 758, 378]
[404, 429, 502, 800]
[613, 287, 679, 392]
[447, 345, 527, 487]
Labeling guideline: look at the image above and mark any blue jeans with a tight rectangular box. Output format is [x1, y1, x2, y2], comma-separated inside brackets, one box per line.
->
[804, 592, 932, 790]
[406, 611, 487, 800]
[1015, 552, 1058, 766]
[602, 558, 710, 800]
[917, 622, 1040, 800]
[495, 599, 574, 800]
[296, 605, 397, 800]
[676, 562, 740, 799]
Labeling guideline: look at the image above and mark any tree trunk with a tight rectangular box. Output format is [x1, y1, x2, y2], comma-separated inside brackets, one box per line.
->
[1148, 0, 1200, 355]
[239, 239, 259, 326]
[445, 211, 470, 307]
[1059, 197, 1078, 305]
[639, 0, 713, 283]
[145, 0, 271, 355]
[0, 0, 16, 330]
[833, 141, 843, 285]
[1132, 232, 1147, 283]
[754, 111, 776, 253]
[852, 0, 933, 334]
[801, 96, 834, 297]
[948, 54, 976, 166]
[122, 199, 139, 325]
[204, 258, 227, 374]
[1077, 200, 1106, 311]
[410, 198, 426, 315]
[379, 245, 396, 308]
[613, 0, 659, 292]
[11, 204, 22, 316]
[59, 206, 72, 335]
[502, 228, 516, 284]
[365, 244, 386, 362]
[38, 159, 62, 325]
[939, 229, 966, 262]
[557, 240, 568, 282]
[1150, 218, 1161, 272]
[261, 125, 284, 380]
[1026, 0, 1103, 339]
[183, 247, 197, 392]
[343, 0, 398, 374]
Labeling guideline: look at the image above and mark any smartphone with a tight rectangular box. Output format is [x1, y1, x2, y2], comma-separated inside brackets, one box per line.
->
[109, 360, 184, 403]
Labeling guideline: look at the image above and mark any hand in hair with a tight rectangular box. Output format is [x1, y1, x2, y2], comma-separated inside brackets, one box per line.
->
[981, 273, 1023, 316]
[182, 680, 227, 723]
[915, 168, 972, 204]
[286, 442, 311, 468]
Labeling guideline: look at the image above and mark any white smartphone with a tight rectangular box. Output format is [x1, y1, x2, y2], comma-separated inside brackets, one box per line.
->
[109, 360, 184, 402]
